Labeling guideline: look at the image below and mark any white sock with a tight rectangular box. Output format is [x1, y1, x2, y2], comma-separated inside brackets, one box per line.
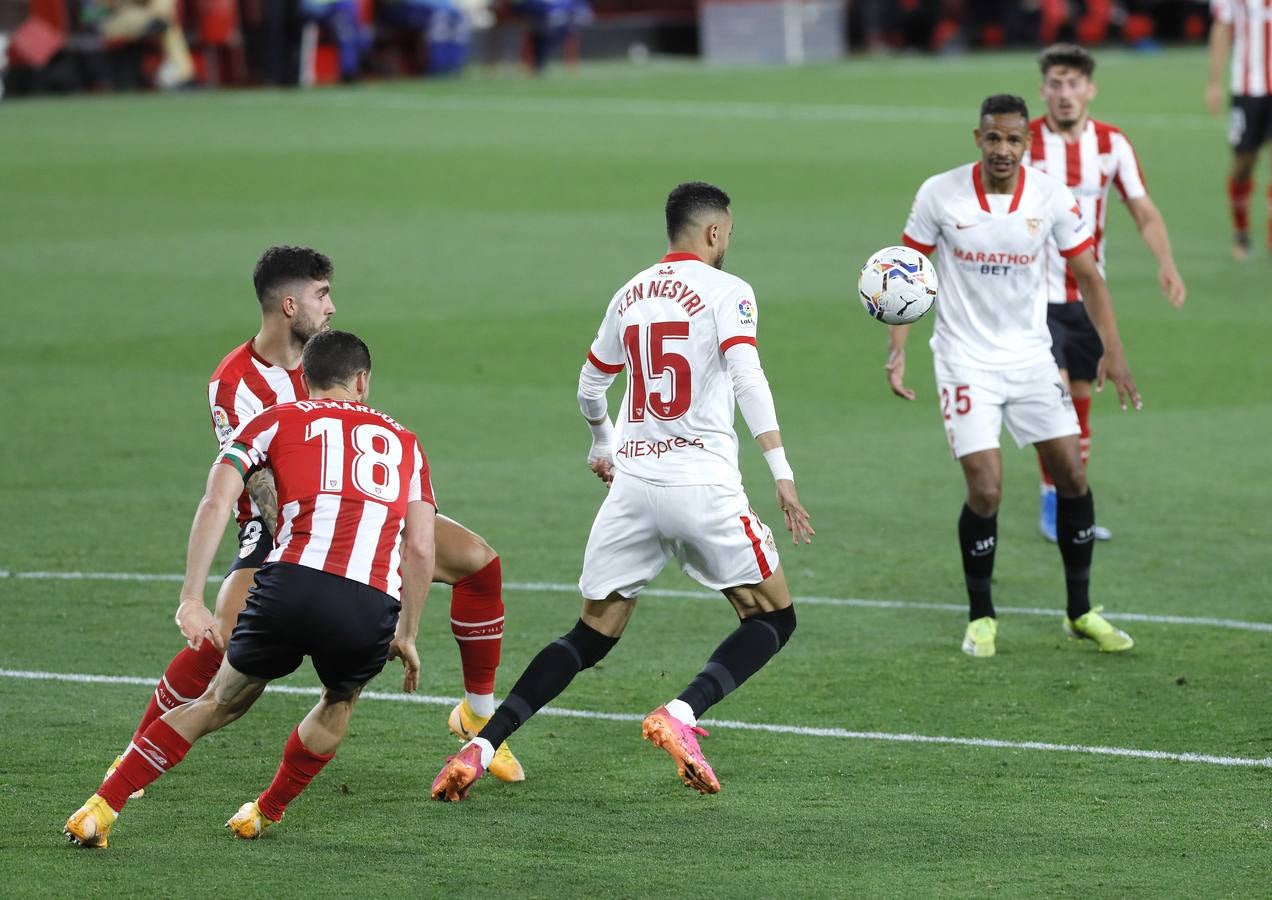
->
[664, 698, 697, 727]
[470, 737, 495, 769]
[466, 692, 495, 718]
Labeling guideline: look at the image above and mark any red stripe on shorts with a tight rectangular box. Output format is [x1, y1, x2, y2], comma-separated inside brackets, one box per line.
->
[740, 515, 773, 581]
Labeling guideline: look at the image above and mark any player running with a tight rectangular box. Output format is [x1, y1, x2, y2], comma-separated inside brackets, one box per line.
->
[1207, 0, 1272, 259]
[431, 182, 814, 800]
[66, 331, 433, 846]
[888, 95, 1140, 659]
[104, 246, 522, 795]
[1026, 43, 1187, 542]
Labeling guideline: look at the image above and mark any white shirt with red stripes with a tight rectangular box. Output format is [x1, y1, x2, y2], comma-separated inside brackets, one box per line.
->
[1212, 0, 1272, 97]
[1025, 117, 1147, 304]
[218, 399, 435, 600]
[208, 340, 308, 526]
[903, 162, 1094, 371]
[585, 252, 762, 488]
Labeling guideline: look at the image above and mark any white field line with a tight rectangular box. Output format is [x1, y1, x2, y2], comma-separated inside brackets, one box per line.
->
[2, 667, 1269, 770]
[4, 568, 1271, 634]
[228, 91, 1218, 132]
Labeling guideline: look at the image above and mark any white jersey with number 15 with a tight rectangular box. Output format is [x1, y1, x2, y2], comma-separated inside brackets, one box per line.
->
[586, 251, 760, 488]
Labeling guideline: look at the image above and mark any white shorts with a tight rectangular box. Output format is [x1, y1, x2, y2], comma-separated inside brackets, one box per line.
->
[934, 356, 1079, 459]
[578, 474, 780, 599]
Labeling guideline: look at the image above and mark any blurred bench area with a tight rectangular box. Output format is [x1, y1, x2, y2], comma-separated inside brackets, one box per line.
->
[1, 0, 1211, 97]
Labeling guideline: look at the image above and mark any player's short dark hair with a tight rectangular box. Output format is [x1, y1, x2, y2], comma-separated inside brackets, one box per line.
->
[1038, 43, 1096, 78]
[302, 330, 371, 389]
[665, 182, 731, 241]
[979, 94, 1030, 123]
[252, 246, 333, 308]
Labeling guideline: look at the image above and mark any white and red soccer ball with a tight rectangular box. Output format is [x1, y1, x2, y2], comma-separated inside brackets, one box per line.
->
[858, 246, 938, 325]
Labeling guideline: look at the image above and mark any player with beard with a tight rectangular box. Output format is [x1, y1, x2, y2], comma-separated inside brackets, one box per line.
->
[1026, 44, 1186, 542]
[887, 95, 1140, 658]
[104, 246, 523, 796]
[430, 181, 814, 800]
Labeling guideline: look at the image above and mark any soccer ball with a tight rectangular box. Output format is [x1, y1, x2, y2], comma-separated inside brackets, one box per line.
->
[857, 246, 938, 325]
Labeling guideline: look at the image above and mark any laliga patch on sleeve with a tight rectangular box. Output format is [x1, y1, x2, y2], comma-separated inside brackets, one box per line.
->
[212, 406, 234, 445]
[736, 298, 756, 327]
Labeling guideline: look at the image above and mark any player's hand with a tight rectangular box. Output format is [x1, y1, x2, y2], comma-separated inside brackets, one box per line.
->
[1158, 263, 1187, 309]
[588, 453, 614, 487]
[1205, 82, 1224, 116]
[387, 637, 420, 693]
[776, 480, 814, 545]
[886, 347, 915, 401]
[1096, 346, 1142, 411]
[175, 599, 223, 652]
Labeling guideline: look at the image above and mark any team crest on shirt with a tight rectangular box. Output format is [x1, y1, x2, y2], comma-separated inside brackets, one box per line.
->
[737, 298, 756, 327]
[1026, 218, 1042, 236]
[212, 406, 234, 443]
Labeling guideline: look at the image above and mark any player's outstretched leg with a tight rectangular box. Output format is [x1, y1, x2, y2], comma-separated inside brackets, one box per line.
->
[431, 617, 620, 802]
[645, 588, 797, 794]
[435, 518, 525, 783]
[106, 567, 255, 798]
[1055, 489, 1134, 652]
[65, 662, 266, 848]
[228, 690, 352, 839]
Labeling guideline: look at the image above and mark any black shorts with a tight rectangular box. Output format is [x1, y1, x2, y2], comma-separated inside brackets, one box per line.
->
[225, 517, 273, 577]
[1229, 95, 1272, 153]
[1047, 303, 1103, 383]
[226, 562, 400, 693]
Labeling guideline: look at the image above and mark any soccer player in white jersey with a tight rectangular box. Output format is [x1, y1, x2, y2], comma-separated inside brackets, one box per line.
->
[887, 95, 1141, 659]
[1027, 43, 1187, 543]
[66, 331, 435, 847]
[1208, 0, 1272, 259]
[431, 182, 814, 800]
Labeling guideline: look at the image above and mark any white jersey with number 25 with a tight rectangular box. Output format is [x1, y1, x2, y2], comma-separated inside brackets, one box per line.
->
[585, 251, 761, 488]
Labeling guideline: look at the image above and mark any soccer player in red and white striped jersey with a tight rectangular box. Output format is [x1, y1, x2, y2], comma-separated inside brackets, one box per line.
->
[107, 246, 523, 796]
[1207, 0, 1272, 258]
[67, 331, 436, 846]
[1026, 44, 1187, 542]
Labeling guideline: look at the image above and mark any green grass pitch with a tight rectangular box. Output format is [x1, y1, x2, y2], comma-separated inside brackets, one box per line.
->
[1, 47, 1270, 896]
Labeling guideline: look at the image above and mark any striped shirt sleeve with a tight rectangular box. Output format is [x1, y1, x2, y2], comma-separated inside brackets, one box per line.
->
[216, 408, 282, 480]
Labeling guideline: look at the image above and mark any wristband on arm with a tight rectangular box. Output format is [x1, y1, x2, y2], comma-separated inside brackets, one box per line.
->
[764, 446, 794, 482]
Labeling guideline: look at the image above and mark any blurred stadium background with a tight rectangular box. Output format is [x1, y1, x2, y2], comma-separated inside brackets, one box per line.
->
[3, 0, 1213, 94]
[3, 1, 1271, 897]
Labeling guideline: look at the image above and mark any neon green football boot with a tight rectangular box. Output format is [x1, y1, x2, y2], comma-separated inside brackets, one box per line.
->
[1064, 607, 1134, 652]
[961, 616, 997, 658]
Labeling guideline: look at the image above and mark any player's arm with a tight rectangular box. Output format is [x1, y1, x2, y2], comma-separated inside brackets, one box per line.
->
[886, 323, 915, 400]
[1206, 17, 1233, 115]
[578, 354, 620, 486]
[1125, 195, 1187, 308]
[890, 181, 939, 401]
[1067, 250, 1142, 411]
[388, 499, 436, 694]
[724, 343, 814, 545]
[245, 469, 279, 528]
[174, 462, 246, 651]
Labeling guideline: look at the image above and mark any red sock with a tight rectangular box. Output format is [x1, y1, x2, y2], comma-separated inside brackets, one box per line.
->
[257, 728, 335, 822]
[131, 641, 224, 744]
[99, 720, 192, 812]
[449, 556, 504, 696]
[1229, 176, 1253, 235]
[1037, 452, 1055, 488]
[1074, 396, 1092, 468]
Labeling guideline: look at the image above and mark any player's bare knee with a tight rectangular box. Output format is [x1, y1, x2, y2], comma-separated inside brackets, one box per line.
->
[967, 482, 1001, 517]
[436, 529, 497, 584]
[1052, 464, 1087, 498]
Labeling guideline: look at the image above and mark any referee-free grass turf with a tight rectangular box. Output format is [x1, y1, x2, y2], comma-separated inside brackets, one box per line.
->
[1, 48, 1270, 896]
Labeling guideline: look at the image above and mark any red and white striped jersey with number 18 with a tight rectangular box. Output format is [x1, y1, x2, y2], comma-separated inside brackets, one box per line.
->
[1212, 0, 1272, 97]
[218, 399, 435, 600]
